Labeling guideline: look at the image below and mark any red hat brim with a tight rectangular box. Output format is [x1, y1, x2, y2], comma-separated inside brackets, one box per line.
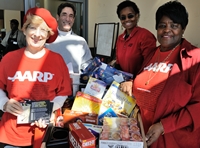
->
[24, 7, 58, 43]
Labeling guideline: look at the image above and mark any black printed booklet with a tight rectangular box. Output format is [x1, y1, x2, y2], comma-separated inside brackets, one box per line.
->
[17, 100, 53, 124]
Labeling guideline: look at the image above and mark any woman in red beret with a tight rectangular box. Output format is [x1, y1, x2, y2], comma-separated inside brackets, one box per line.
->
[0, 7, 72, 148]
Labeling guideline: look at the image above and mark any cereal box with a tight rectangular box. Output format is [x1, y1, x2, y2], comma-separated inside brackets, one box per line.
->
[69, 122, 96, 148]
[84, 77, 106, 99]
[99, 81, 136, 117]
[82, 57, 102, 75]
[71, 91, 102, 114]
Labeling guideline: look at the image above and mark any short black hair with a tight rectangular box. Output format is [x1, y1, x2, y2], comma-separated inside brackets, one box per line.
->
[116, 1, 140, 18]
[57, 2, 76, 16]
[155, 1, 188, 30]
[10, 19, 19, 27]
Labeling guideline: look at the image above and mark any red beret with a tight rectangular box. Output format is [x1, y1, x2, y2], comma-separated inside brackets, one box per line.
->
[24, 7, 58, 43]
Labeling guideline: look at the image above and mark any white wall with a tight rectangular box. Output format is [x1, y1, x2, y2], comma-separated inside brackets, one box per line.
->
[0, 0, 24, 11]
[88, 0, 200, 47]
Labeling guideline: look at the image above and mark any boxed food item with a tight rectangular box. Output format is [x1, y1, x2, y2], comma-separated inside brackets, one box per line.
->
[92, 62, 133, 86]
[99, 81, 136, 117]
[99, 113, 147, 148]
[71, 91, 102, 114]
[98, 108, 118, 125]
[83, 123, 103, 147]
[84, 76, 106, 99]
[63, 109, 98, 127]
[69, 122, 96, 148]
[83, 123, 102, 138]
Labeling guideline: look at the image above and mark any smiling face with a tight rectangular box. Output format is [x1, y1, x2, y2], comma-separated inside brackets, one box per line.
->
[119, 7, 139, 34]
[157, 16, 185, 51]
[57, 7, 75, 32]
[24, 21, 50, 52]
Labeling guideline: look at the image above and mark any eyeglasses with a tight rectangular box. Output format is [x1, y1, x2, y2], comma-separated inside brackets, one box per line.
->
[27, 25, 48, 36]
[120, 14, 135, 21]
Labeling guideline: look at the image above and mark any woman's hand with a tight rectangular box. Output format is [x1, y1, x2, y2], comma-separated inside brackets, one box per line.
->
[108, 60, 116, 67]
[31, 118, 48, 128]
[30, 112, 56, 128]
[3, 99, 23, 116]
[146, 122, 164, 146]
[40, 142, 46, 148]
[119, 80, 133, 96]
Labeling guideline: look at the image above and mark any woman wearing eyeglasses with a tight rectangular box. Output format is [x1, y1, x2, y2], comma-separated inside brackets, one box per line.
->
[114, 1, 156, 78]
[0, 7, 72, 148]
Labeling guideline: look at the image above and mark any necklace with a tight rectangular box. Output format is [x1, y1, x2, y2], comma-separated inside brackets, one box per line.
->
[145, 44, 179, 85]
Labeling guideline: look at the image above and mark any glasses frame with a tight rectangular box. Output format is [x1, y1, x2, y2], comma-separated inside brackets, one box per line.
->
[27, 25, 49, 36]
[120, 14, 135, 21]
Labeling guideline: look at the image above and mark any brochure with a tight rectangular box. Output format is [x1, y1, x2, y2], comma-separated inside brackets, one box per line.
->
[17, 100, 53, 124]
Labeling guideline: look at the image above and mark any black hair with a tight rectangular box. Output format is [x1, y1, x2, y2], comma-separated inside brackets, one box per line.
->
[155, 1, 188, 30]
[116, 1, 140, 18]
[10, 19, 19, 27]
[57, 2, 76, 16]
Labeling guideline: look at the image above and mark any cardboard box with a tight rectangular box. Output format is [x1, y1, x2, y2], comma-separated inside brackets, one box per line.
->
[71, 91, 102, 114]
[99, 81, 136, 117]
[99, 113, 147, 148]
[63, 109, 98, 127]
[84, 77, 106, 99]
[69, 122, 96, 148]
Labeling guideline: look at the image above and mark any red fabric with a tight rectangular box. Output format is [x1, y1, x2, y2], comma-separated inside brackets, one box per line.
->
[24, 7, 58, 43]
[33, 128, 46, 148]
[134, 39, 200, 148]
[0, 48, 72, 146]
[133, 46, 180, 133]
[116, 26, 156, 77]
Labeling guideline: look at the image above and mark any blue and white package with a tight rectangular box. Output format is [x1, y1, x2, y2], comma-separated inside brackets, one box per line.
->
[98, 108, 118, 125]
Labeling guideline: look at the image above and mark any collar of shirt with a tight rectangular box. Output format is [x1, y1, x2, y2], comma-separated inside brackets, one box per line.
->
[58, 28, 72, 36]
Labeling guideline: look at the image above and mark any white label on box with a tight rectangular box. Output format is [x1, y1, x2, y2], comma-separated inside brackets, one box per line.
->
[99, 140, 143, 148]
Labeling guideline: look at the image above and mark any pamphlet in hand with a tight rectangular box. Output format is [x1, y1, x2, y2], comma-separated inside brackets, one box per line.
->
[17, 100, 53, 124]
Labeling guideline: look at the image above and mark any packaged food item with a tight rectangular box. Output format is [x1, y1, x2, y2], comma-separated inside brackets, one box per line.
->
[99, 81, 136, 117]
[82, 57, 102, 75]
[71, 91, 102, 114]
[93, 62, 133, 85]
[98, 108, 118, 125]
[99, 117, 144, 148]
[84, 77, 106, 99]
[69, 122, 96, 148]
[63, 109, 98, 127]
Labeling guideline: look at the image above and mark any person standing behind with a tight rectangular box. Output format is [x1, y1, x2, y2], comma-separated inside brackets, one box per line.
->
[114, 1, 156, 77]
[46, 2, 92, 74]
[1, 19, 26, 56]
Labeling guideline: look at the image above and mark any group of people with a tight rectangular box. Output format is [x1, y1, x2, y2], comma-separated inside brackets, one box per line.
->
[0, 0, 200, 148]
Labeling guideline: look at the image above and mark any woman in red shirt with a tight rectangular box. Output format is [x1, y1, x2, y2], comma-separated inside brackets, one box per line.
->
[0, 7, 72, 147]
[115, 1, 156, 77]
